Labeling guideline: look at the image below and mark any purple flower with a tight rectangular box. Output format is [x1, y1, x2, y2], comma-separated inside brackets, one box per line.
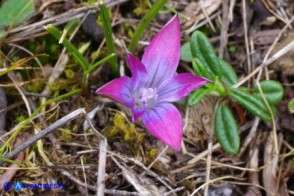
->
[96, 15, 209, 150]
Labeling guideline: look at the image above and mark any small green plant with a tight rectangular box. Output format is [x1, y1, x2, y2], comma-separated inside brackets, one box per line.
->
[182, 31, 284, 155]
[44, 23, 115, 90]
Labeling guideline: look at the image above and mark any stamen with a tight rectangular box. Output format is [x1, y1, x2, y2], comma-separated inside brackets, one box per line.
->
[138, 88, 157, 102]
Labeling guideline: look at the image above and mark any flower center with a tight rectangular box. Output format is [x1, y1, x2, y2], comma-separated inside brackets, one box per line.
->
[138, 88, 158, 102]
[135, 87, 158, 108]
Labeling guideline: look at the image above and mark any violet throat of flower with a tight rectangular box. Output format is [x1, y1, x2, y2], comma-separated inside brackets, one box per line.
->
[135, 87, 158, 108]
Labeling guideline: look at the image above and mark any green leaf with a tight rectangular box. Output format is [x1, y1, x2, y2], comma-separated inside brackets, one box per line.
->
[0, 0, 34, 38]
[59, 19, 80, 44]
[214, 78, 227, 96]
[192, 59, 214, 80]
[218, 59, 238, 87]
[188, 88, 210, 106]
[44, 24, 90, 72]
[0, 157, 25, 166]
[214, 105, 240, 155]
[180, 42, 193, 62]
[288, 99, 294, 114]
[253, 80, 284, 105]
[253, 94, 278, 115]
[99, 1, 119, 76]
[86, 53, 115, 74]
[229, 88, 274, 121]
[190, 31, 221, 77]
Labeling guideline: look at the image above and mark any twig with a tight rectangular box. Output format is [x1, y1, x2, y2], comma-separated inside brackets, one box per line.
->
[5, 0, 130, 43]
[97, 139, 107, 196]
[261, 0, 287, 24]
[242, 0, 252, 74]
[111, 156, 152, 195]
[7, 70, 32, 116]
[6, 71, 57, 144]
[181, 106, 190, 153]
[258, 83, 279, 154]
[111, 152, 174, 192]
[263, 16, 294, 62]
[0, 108, 87, 166]
[81, 156, 89, 196]
[228, 0, 236, 22]
[204, 101, 218, 196]
[7, 62, 58, 133]
[8, 43, 45, 77]
[145, 146, 168, 171]
[255, 16, 294, 83]
[58, 166, 140, 195]
[263, 133, 283, 196]
[244, 140, 262, 196]
[199, 0, 216, 32]
[233, 39, 294, 88]
[219, 0, 229, 58]
[0, 87, 7, 132]
[161, 186, 185, 196]
[238, 118, 260, 157]
[191, 176, 244, 195]
[187, 143, 220, 165]
[185, 11, 220, 35]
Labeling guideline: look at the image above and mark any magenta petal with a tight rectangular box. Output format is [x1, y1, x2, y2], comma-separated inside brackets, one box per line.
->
[126, 53, 148, 89]
[96, 76, 133, 107]
[142, 14, 180, 87]
[131, 104, 146, 122]
[142, 103, 183, 150]
[158, 73, 209, 102]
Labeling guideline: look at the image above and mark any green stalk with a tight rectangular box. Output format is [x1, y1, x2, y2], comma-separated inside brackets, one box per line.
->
[59, 19, 80, 44]
[44, 24, 90, 72]
[86, 53, 115, 74]
[0, 157, 25, 166]
[99, 0, 119, 76]
[128, 0, 168, 53]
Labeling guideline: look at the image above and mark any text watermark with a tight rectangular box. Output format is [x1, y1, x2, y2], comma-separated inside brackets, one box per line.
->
[3, 182, 65, 191]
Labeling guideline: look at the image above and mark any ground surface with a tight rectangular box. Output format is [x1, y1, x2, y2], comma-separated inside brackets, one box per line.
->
[0, 0, 294, 195]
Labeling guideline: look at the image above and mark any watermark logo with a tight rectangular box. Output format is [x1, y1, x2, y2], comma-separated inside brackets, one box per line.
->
[14, 182, 22, 191]
[3, 182, 12, 191]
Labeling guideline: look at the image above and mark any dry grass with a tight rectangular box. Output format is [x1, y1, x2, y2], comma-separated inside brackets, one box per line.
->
[0, 0, 294, 195]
